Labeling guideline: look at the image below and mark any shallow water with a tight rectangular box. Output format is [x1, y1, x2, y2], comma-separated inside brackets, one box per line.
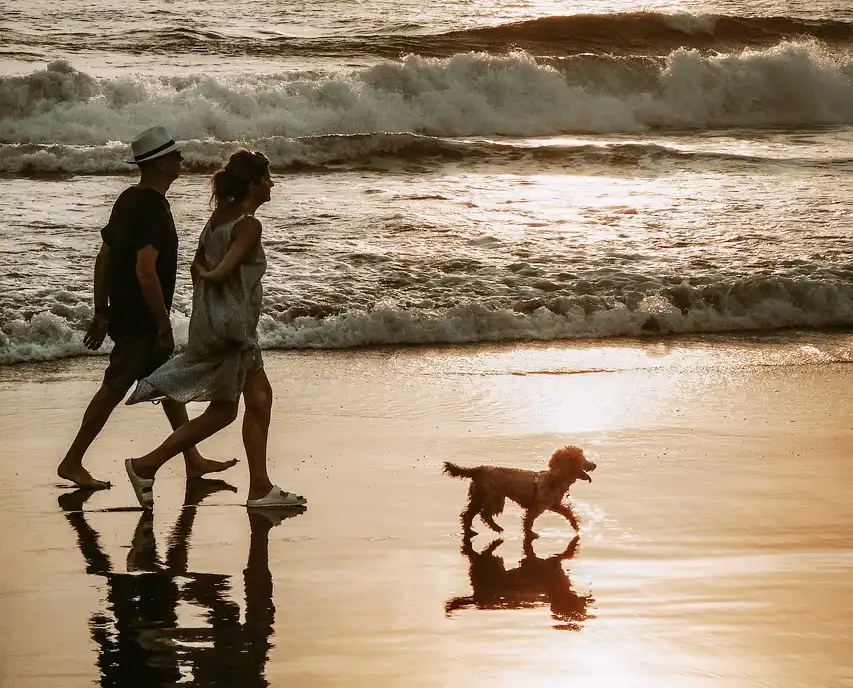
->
[2, 337, 852, 686]
[5, 157, 853, 363]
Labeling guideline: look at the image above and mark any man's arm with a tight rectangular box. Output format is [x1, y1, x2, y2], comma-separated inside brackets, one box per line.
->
[136, 245, 174, 351]
[83, 242, 110, 350]
[93, 242, 110, 313]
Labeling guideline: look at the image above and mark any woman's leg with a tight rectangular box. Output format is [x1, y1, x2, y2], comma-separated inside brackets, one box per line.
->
[131, 401, 239, 480]
[241, 367, 274, 500]
[160, 398, 239, 478]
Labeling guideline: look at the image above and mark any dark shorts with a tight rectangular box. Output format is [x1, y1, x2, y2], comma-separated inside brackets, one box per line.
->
[103, 334, 172, 395]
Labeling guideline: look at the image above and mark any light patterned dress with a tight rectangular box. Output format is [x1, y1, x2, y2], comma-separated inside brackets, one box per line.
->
[128, 213, 265, 404]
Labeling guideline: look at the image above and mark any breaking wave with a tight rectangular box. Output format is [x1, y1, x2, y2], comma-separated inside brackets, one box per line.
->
[4, 275, 853, 363]
[4, 45, 853, 174]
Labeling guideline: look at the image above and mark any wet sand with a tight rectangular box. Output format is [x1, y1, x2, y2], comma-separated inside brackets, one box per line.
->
[2, 337, 853, 687]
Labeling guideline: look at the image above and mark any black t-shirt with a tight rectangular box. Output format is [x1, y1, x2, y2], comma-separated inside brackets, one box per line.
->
[101, 186, 178, 337]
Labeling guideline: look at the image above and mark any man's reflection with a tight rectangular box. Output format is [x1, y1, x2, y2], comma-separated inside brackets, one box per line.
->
[58, 481, 305, 687]
[446, 536, 595, 630]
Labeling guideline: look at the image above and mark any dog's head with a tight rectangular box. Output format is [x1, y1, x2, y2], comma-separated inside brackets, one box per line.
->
[549, 445, 596, 484]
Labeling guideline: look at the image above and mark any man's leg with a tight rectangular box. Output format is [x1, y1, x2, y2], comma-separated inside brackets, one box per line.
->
[160, 399, 238, 478]
[57, 384, 125, 489]
[58, 336, 143, 489]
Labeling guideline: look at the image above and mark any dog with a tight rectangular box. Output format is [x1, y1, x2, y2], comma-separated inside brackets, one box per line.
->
[443, 445, 596, 539]
[445, 536, 594, 630]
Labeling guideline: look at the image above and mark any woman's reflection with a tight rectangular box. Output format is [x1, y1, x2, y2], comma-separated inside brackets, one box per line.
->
[58, 481, 305, 687]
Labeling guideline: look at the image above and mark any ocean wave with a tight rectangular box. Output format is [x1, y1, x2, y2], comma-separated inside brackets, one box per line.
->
[1, 134, 839, 176]
[4, 275, 853, 363]
[431, 13, 853, 56]
[3, 46, 853, 175]
[8, 12, 853, 59]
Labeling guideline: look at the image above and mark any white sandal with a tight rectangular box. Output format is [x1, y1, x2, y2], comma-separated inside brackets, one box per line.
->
[246, 485, 307, 508]
[125, 458, 155, 510]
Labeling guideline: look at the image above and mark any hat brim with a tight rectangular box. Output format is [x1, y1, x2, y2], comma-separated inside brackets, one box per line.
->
[124, 142, 182, 165]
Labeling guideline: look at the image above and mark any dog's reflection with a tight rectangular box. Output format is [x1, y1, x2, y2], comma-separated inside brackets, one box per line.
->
[446, 536, 594, 630]
[58, 481, 306, 687]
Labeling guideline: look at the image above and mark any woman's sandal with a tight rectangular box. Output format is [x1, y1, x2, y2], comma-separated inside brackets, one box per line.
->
[125, 458, 155, 510]
[246, 484, 307, 508]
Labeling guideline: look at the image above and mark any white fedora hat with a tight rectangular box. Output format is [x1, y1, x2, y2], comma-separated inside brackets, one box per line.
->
[125, 125, 181, 164]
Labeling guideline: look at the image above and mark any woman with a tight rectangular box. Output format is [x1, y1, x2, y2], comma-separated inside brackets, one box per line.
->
[124, 150, 305, 510]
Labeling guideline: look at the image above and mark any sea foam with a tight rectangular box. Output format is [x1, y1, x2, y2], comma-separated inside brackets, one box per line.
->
[4, 275, 853, 363]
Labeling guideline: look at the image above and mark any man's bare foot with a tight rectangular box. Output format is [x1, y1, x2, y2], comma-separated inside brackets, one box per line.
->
[57, 465, 111, 489]
[185, 456, 238, 479]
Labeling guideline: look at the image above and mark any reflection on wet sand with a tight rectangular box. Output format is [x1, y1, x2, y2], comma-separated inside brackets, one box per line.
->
[58, 481, 306, 687]
[446, 536, 595, 631]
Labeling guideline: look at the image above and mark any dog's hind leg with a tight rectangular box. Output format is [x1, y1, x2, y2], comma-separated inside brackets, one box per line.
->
[480, 494, 505, 533]
[461, 484, 483, 535]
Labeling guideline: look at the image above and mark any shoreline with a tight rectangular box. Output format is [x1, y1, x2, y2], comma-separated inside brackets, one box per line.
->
[4, 326, 853, 374]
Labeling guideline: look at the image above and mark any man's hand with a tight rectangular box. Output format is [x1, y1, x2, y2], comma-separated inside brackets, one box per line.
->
[156, 325, 175, 353]
[83, 314, 109, 350]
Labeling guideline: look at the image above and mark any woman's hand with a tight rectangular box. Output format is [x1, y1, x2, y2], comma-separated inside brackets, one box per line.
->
[191, 261, 210, 281]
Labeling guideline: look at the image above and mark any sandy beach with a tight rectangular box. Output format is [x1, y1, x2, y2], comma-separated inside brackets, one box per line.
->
[1, 334, 853, 687]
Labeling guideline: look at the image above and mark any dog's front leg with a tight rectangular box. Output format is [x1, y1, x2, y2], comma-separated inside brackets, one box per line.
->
[551, 503, 580, 531]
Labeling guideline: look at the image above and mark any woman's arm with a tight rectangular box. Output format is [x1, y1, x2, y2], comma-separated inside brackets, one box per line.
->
[197, 217, 262, 284]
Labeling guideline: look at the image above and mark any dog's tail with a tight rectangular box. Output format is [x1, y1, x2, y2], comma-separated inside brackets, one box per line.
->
[442, 461, 480, 480]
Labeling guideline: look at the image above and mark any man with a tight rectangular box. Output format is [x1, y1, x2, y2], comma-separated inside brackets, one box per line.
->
[57, 126, 237, 489]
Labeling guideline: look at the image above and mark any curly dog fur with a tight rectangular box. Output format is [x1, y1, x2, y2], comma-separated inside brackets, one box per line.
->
[443, 445, 596, 539]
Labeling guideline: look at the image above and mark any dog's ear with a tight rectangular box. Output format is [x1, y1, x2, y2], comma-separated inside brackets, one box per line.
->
[549, 445, 585, 472]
